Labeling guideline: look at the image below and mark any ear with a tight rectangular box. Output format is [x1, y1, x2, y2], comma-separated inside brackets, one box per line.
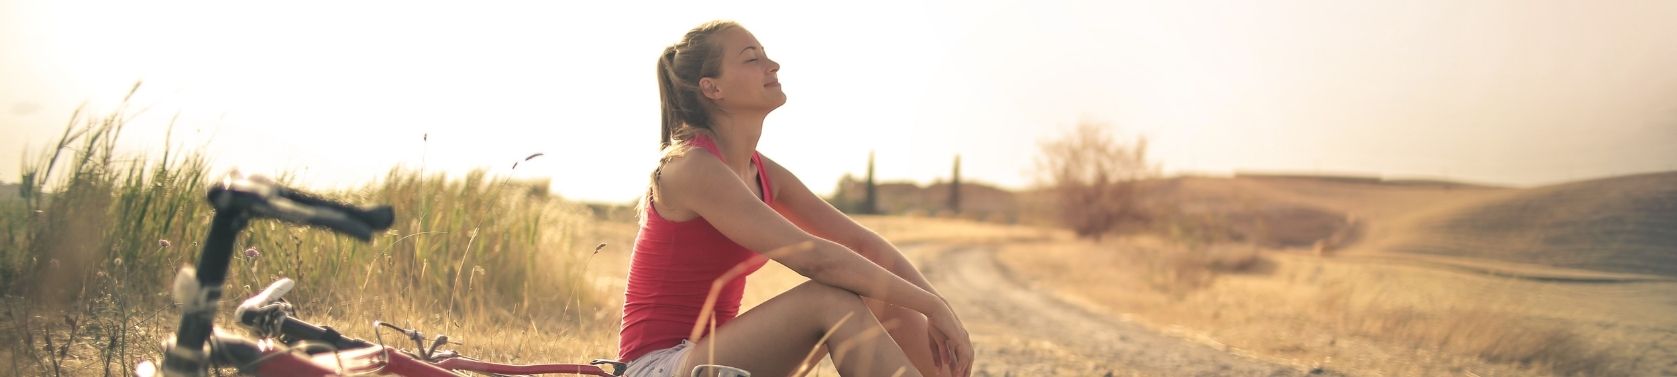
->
[699, 77, 724, 101]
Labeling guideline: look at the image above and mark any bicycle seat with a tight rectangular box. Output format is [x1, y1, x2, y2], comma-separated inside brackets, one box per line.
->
[207, 172, 395, 240]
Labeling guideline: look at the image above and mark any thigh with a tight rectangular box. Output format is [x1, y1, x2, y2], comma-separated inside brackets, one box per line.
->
[676, 281, 869, 377]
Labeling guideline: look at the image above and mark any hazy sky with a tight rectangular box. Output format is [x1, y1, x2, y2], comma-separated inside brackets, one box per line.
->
[4, 0, 1675, 203]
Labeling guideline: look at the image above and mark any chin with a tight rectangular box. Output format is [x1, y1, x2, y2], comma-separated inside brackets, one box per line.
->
[766, 95, 787, 109]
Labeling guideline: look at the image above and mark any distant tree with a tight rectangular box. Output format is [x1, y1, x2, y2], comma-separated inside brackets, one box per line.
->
[864, 150, 878, 215]
[1034, 121, 1153, 239]
[948, 154, 962, 214]
[829, 173, 858, 213]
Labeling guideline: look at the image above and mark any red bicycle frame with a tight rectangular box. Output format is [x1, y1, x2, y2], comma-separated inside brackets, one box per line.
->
[234, 345, 616, 376]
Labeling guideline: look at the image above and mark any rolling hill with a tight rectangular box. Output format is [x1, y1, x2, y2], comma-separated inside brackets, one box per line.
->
[1384, 172, 1677, 277]
[836, 170, 1676, 278]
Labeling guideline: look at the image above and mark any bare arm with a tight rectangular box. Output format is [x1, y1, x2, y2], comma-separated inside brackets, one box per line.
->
[654, 152, 949, 317]
[756, 154, 972, 376]
[761, 156, 942, 298]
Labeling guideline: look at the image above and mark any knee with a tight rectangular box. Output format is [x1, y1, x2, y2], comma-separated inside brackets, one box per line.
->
[866, 298, 925, 332]
[790, 281, 867, 317]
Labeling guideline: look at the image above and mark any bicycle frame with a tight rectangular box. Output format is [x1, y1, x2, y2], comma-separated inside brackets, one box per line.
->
[155, 327, 620, 377]
[233, 302, 623, 376]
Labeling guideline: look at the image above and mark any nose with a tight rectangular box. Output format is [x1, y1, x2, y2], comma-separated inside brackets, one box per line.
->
[768, 57, 780, 73]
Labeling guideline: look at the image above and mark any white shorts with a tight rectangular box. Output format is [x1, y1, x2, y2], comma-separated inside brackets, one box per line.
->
[624, 340, 693, 377]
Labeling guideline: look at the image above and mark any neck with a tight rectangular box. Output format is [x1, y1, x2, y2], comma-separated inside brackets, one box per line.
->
[706, 111, 765, 175]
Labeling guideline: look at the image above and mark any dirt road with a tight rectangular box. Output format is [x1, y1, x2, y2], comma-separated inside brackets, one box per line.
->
[922, 245, 1327, 377]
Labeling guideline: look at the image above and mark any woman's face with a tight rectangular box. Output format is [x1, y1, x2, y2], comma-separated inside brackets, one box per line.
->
[702, 27, 785, 113]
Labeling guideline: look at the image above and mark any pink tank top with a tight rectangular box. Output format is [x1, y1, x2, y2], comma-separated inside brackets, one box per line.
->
[618, 134, 774, 362]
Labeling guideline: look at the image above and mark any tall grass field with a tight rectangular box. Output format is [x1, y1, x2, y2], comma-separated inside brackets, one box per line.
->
[1, 91, 618, 376]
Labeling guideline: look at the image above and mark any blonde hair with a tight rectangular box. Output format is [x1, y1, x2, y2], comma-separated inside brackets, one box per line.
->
[642, 20, 742, 222]
[656, 20, 740, 152]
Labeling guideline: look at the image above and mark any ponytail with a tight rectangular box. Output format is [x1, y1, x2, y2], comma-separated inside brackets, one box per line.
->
[657, 46, 683, 151]
[653, 20, 739, 151]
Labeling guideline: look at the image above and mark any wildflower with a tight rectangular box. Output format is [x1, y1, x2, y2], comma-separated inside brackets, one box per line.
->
[159, 239, 172, 248]
[243, 247, 261, 259]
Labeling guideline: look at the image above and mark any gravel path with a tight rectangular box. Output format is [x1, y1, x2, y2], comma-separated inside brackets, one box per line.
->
[923, 246, 1330, 377]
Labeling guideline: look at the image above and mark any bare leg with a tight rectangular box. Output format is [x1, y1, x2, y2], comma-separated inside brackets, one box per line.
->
[677, 281, 922, 377]
[867, 298, 941, 377]
[799, 298, 942, 376]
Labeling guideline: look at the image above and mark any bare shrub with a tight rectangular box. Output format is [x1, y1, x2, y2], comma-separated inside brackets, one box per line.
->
[1034, 121, 1154, 239]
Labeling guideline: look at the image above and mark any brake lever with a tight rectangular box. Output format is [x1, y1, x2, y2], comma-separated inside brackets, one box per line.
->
[236, 279, 295, 336]
[426, 335, 450, 361]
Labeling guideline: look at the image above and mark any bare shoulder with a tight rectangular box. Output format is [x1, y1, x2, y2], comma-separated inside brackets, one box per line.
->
[758, 154, 792, 191]
[758, 154, 811, 199]
[652, 148, 730, 221]
[759, 153, 788, 173]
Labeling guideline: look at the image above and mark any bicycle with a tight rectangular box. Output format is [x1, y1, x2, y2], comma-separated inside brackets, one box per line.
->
[133, 172, 633, 376]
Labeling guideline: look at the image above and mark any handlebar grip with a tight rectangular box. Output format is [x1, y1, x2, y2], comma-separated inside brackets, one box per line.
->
[208, 173, 395, 241]
[281, 317, 374, 349]
[274, 184, 396, 231]
[262, 197, 389, 240]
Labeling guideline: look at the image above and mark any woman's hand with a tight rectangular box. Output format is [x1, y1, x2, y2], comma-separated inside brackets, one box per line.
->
[926, 303, 972, 377]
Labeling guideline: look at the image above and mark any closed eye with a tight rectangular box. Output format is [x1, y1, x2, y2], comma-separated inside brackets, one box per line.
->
[740, 46, 765, 62]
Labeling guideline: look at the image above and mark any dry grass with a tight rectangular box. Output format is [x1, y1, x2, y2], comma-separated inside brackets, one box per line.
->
[0, 91, 619, 376]
[992, 173, 1673, 375]
[1001, 236, 1270, 297]
[1313, 286, 1619, 376]
[997, 237, 1649, 376]
[1308, 266, 1631, 376]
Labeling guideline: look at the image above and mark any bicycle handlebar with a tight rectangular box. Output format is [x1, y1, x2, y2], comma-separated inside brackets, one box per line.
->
[153, 173, 395, 377]
[156, 174, 633, 376]
[207, 173, 395, 240]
